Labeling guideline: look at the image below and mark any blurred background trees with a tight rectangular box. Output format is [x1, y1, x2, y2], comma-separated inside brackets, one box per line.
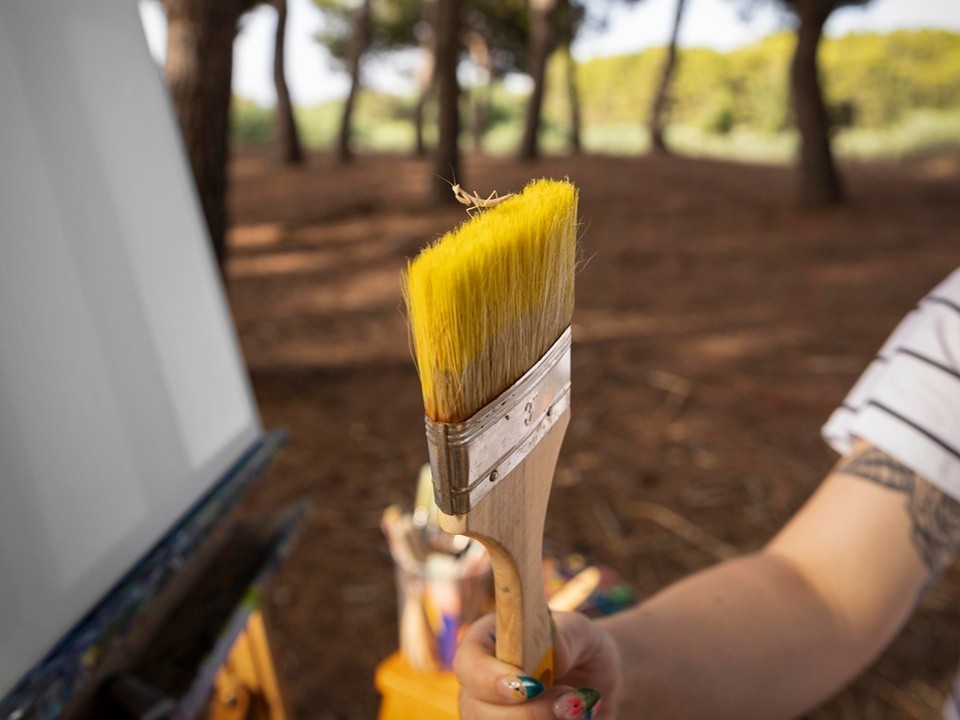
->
[311, 0, 424, 163]
[777, 0, 872, 206]
[273, 0, 303, 164]
[519, 0, 559, 160]
[648, 0, 686, 153]
[154, 0, 960, 263]
[432, 0, 463, 202]
[140, 5, 960, 715]
[161, 0, 249, 270]
[161, 0, 299, 270]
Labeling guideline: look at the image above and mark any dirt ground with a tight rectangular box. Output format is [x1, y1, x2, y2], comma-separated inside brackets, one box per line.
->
[226, 147, 960, 719]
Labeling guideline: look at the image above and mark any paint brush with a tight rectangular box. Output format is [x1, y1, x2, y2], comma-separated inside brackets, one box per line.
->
[403, 179, 577, 685]
[548, 567, 602, 613]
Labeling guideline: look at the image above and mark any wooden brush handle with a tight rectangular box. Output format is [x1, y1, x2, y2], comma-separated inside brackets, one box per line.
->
[440, 411, 570, 685]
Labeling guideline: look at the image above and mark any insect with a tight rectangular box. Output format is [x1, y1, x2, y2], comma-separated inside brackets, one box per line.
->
[452, 184, 515, 216]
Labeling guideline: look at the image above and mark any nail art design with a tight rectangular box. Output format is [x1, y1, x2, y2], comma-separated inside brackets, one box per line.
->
[585, 698, 602, 720]
[502, 675, 545, 700]
[554, 687, 601, 719]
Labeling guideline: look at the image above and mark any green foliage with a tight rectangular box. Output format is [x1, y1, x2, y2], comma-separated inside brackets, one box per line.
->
[541, 48, 576, 138]
[312, 0, 421, 64]
[767, 0, 871, 13]
[834, 109, 960, 161]
[231, 29, 960, 162]
[821, 30, 960, 128]
[570, 30, 960, 134]
[575, 51, 659, 127]
[467, 0, 530, 76]
[700, 88, 735, 135]
[312, 0, 529, 76]
[231, 97, 274, 145]
[292, 102, 343, 146]
[312, 0, 354, 62]
[485, 82, 525, 129]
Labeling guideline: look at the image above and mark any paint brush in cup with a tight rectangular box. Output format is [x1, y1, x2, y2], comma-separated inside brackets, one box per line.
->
[413, 463, 469, 556]
[403, 179, 577, 685]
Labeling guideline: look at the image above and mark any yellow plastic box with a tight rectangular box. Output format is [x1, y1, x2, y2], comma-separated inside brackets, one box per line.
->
[375, 652, 460, 720]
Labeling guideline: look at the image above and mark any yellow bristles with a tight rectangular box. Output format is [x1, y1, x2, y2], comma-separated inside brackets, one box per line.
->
[403, 179, 577, 423]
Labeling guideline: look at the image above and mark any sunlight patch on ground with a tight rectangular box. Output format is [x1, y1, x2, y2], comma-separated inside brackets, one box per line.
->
[229, 239, 388, 279]
[247, 336, 412, 372]
[919, 156, 960, 180]
[686, 328, 802, 362]
[815, 259, 894, 286]
[229, 249, 339, 278]
[573, 306, 782, 345]
[289, 214, 438, 250]
[279, 266, 403, 316]
[229, 271, 403, 322]
[230, 222, 285, 249]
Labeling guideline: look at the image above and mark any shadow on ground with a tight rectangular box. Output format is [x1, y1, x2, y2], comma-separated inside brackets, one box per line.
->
[227, 148, 960, 720]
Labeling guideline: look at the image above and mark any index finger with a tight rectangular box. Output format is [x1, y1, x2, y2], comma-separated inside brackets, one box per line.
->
[454, 615, 548, 705]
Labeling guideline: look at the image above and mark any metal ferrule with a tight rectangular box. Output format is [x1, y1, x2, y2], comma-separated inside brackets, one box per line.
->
[426, 326, 572, 516]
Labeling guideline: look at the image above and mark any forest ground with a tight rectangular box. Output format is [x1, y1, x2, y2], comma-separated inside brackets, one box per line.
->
[227, 147, 960, 719]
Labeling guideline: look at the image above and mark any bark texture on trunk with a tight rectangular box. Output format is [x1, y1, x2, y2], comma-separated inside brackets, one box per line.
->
[338, 0, 373, 164]
[565, 53, 581, 154]
[466, 30, 491, 153]
[559, 0, 581, 155]
[413, 75, 434, 156]
[413, 0, 438, 157]
[519, 0, 557, 161]
[431, 0, 462, 205]
[273, 0, 303, 165]
[791, 0, 843, 205]
[649, 0, 685, 154]
[163, 0, 241, 271]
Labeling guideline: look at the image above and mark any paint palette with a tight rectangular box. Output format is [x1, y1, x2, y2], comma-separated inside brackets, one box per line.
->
[543, 554, 638, 618]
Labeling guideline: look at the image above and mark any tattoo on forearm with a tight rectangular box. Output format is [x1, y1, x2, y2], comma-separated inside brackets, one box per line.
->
[838, 446, 960, 582]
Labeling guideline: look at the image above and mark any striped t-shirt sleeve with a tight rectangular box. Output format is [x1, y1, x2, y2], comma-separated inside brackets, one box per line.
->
[823, 269, 960, 502]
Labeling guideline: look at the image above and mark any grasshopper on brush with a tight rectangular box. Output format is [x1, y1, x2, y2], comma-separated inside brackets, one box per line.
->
[452, 184, 515, 216]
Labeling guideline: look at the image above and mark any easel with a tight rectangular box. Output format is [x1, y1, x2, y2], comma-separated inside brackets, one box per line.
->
[85, 614, 289, 720]
[211, 612, 288, 720]
[1, 433, 300, 720]
[0, 2, 303, 718]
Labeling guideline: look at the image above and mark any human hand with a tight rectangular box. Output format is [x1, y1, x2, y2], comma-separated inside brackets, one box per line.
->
[454, 612, 621, 719]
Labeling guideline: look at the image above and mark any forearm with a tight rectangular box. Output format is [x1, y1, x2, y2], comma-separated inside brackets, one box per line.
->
[455, 445, 945, 720]
[597, 443, 953, 720]
[599, 550, 886, 720]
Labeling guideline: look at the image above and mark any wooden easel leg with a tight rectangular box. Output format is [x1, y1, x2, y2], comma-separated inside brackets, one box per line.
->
[210, 611, 289, 720]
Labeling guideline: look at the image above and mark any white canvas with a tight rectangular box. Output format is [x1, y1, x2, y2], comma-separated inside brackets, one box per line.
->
[0, 0, 261, 698]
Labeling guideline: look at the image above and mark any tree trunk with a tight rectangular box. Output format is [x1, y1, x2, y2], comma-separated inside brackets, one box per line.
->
[338, 0, 373, 164]
[519, 0, 557, 161]
[162, 0, 241, 272]
[559, 0, 581, 155]
[565, 52, 581, 154]
[413, 0, 438, 157]
[431, 0, 462, 205]
[466, 30, 491, 153]
[413, 75, 435, 157]
[791, 0, 843, 206]
[649, 0, 685, 154]
[273, 0, 303, 165]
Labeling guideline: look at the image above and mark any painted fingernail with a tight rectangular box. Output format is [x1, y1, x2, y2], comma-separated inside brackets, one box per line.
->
[553, 688, 601, 719]
[585, 698, 602, 720]
[500, 675, 545, 701]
